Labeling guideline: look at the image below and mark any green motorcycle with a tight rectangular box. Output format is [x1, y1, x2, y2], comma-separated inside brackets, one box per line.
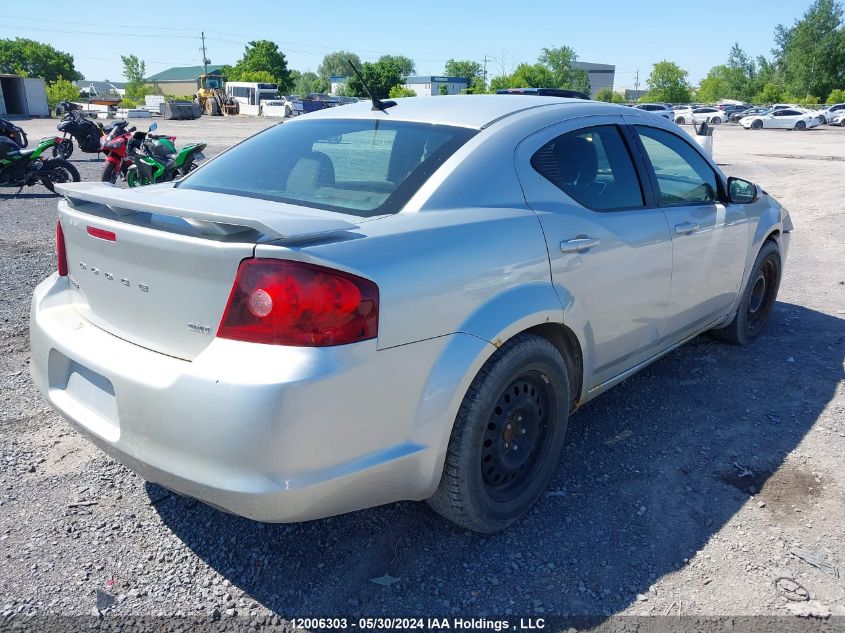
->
[0, 133, 80, 194]
[126, 122, 207, 188]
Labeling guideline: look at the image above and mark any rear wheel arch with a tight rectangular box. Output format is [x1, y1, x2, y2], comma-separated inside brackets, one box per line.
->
[524, 322, 583, 411]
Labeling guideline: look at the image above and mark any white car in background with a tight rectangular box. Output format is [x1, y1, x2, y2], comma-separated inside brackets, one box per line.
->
[829, 111, 845, 126]
[740, 108, 821, 130]
[673, 106, 727, 125]
[817, 103, 845, 124]
[632, 103, 674, 120]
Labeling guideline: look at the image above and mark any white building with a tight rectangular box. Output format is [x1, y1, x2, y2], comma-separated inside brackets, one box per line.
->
[401, 76, 469, 96]
[329, 75, 470, 97]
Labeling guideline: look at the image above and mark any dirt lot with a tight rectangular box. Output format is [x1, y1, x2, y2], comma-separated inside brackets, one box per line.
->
[0, 114, 843, 627]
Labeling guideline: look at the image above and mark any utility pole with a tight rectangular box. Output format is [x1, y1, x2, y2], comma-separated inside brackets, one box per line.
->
[634, 68, 640, 94]
[482, 55, 488, 91]
[201, 31, 209, 75]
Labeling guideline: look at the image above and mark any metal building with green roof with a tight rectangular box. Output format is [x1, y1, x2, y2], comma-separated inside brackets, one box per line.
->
[145, 65, 225, 96]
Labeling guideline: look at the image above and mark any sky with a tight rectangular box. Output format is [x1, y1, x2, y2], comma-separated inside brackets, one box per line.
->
[3, 0, 809, 87]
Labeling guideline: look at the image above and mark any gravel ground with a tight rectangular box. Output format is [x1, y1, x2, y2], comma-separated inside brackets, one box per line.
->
[0, 115, 843, 628]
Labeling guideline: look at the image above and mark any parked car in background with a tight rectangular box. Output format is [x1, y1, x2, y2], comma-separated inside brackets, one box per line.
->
[674, 106, 727, 125]
[719, 104, 751, 119]
[290, 93, 340, 116]
[632, 103, 673, 120]
[32, 96, 791, 533]
[262, 96, 297, 117]
[817, 103, 845, 124]
[730, 107, 769, 122]
[828, 111, 845, 126]
[740, 108, 821, 130]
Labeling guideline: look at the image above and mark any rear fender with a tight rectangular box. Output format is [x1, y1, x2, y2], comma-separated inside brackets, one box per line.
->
[410, 282, 572, 496]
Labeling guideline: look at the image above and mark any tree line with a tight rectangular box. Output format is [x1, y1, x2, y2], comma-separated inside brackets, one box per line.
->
[610, 0, 845, 105]
[3, 0, 842, 112]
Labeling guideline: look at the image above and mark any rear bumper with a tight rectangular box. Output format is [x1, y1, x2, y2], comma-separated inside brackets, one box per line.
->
[30, 274, 449, 522]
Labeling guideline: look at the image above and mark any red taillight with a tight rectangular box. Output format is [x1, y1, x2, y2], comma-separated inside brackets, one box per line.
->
[217, 259, 379, 347]
[56, 221, 68, 276]
[86, 226, 116, 241]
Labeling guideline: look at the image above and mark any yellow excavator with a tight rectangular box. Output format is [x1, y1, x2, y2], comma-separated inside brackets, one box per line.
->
[194, 74, 239, 116]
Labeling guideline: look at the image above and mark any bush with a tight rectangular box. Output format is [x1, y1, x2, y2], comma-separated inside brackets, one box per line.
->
[45, 79, 82, 114]
[595, 87, 625, 103]
[388, 85, 417, 98]
[120, 98, 138, 108]
[826, 88, 845, 104]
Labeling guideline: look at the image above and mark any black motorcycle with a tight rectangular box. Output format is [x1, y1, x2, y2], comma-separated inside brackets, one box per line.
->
[0, 118, 28, 148]
[52, 110, 108, 159]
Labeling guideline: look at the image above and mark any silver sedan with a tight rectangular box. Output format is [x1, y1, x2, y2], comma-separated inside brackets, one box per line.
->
[31, 96, 792, 533]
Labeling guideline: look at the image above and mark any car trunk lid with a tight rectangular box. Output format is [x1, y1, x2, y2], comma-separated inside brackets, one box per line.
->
[54, 182, 360, 360]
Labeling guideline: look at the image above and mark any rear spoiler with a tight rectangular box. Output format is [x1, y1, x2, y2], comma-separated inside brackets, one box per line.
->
[53, 182, 360, 240]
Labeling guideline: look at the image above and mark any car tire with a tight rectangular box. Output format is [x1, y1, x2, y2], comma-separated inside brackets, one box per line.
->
[751, 119, 763, 129]
[711, 117, 722, 125]
[710, 240, 782, 345]
[427, 333, 570, 533]
[794, 120, 806, 130]
[675, 116, 685, 125]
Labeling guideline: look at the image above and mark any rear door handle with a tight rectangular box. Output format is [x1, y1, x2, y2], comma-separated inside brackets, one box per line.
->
[674, 222, 700, 235]
[560, 237, 600, 253]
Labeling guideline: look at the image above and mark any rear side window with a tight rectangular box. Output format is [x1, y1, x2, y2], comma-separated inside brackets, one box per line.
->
[180, 120, 476, 217]
[530, 125, 644, 211]
[635, 126, 719, 205]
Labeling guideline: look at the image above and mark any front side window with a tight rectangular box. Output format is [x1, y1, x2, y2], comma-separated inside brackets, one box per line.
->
[530, 125, 644, 211]
[635, 126, 719, 205]
[180, 119, 476, 217]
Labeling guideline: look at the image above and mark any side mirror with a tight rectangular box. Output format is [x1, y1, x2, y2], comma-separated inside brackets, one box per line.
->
[728, 176, 758, 204]
[149, 122, 158, 132]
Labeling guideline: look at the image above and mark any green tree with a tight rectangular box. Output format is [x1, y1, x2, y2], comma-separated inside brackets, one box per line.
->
[235, 70, 277, 84]
[45, 79, 81, 113]
[389, 85, 417, 98]
[444, 59, 485, 93]
[696, 65, 732, 102]
[643, 60, 693, 103]
[378, 54, 415, 77]
[291, 71, 325, 96]
[317, 50, 361, 84]
[231, 40, 292, 92]
[438, 83, 449, 95]
[753, 81, 785, 104]
[345, 60, 402, 99]
[0, 38, 82, 82]
[538, 45, 590, 93]
[827, 87, 845, 103]
[121, 54, 146, 84]
[773, 0, 845, 102]
[595, 87, 625, 103]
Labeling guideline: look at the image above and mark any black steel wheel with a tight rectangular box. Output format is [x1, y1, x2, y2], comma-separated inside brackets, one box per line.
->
[710, 240, 782, 345]
[428, 333, 570, 533]
[794, 120, 807, 131]
[481, 373, 552, 501]
[751, 119, 763, 129]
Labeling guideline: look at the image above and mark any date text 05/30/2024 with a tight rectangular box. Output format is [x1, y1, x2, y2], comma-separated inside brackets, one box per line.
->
[289, 618, 546, 630]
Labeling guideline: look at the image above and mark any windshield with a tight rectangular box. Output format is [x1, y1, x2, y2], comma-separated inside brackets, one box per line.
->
[179, 119, 477, 217]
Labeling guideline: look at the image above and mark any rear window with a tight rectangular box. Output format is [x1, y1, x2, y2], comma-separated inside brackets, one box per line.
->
[180, 119, 476, 217]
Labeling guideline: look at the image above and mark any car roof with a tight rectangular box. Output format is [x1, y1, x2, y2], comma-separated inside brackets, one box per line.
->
[289, 94, 616, 129]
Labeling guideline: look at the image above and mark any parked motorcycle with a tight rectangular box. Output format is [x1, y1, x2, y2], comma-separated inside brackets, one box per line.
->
[54, 100, 83, 117]
[0, 134, 80, 193]
[125, 122, 206, 188]
[53, 110, 123, 160]
[99, 120, 136, 183]
[0, 118, 28, 148]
